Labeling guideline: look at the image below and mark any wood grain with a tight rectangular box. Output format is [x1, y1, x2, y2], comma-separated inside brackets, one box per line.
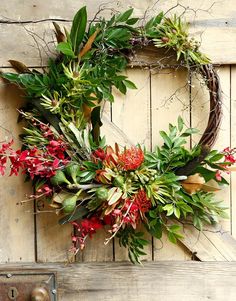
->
[151, 68, 192, 260]
[1, 262, 236, 301]
[231, 66, 236, 239]
[36, 210, 73, 263]
[0, 81, 35, 262]
[1, 0, 236, 66]
[111, 68, 152, 261]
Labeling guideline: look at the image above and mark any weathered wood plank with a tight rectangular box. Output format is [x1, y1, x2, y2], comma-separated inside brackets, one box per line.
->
[231, 66, 236, 239]
[0, 0, 224, 21]
[111, 68, 152, 261]
[36, 210, 73, 263]
[1, 262, 236, 301]
[1, 0, 236, 66]
[169, 220, 236, 261]
[0, 81, 35, 262]
[151, 68, 192, 260]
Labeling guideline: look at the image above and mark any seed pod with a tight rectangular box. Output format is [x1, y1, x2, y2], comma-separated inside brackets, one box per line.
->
[65, 163, 80, 184]
[161, 37, 169, 43]
[50, 170, 71, 186]
[62, 195, 77, 213]
[96, 187, 109, 201]
[51, 99, 57, 107]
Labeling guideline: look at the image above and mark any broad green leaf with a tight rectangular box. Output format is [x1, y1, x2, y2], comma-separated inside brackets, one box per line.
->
[167, 231, 177, 244]
[194, 166, 216, 182]
[70, 6, 87, 54]
[116, 8, 134, 23]
[181, 128, 199, 136]
[57, 42, 75, 57]
[159, 131, 172, 148]
[169, 224, 181, 233]
[123, 79, 137, 89]
[126, 17, 139, 25]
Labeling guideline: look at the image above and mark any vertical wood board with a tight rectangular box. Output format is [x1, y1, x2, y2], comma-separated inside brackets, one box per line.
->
[0, 81, 35, 262]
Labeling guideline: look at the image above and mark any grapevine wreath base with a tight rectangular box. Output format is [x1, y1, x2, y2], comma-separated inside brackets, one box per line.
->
[0, 7, 235, 264]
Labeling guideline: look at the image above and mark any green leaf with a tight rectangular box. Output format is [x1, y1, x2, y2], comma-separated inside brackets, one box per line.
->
[181, 128, 199, 136]
[209, 153, 224, 162]
[126, 17, 139, 25]
[160, 131, 172, 148]
[177, 116, 184, 132]
[70, 6, 87, 54]
[123, 79, 137, 89]
[194, 166, 216, 182]
[193, 215, 203, 231]
[169, 224, 181, 233]
[168, 231, 177, 243]
[57, 42, 75, 57]
[58, 206, 88, 225]
[116, 8, 134, 23]
[174, 207, 181, 219]
[145, 12, 164, 32]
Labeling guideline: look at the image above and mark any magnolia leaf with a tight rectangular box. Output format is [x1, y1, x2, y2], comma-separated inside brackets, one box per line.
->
[53, 22, 66, 43]
[8, 60, 31, 73]
[181, 173, 205, 194]
[79, 28, 100, 58]
[201, 179, 221, 192]
[70, 6, 87, 54]
[184, 173, 205, 184]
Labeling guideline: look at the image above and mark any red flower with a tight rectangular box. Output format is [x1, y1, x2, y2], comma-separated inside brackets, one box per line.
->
[215, 170, 222, 181]
[118, 147, 144, 170]
[92, 148, 106, 161]
[134, 189, 151, 213]
[223, 147, 236, 164]
[111, 190, 151, 229]
[37, 184, 53, 196]
[72, 216, 102, 239]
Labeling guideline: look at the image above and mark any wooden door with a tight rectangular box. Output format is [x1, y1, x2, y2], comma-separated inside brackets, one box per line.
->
[1, 1, 236, 300]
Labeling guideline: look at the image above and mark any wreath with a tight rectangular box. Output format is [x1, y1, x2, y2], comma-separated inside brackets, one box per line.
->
[0, 7, 235, 264]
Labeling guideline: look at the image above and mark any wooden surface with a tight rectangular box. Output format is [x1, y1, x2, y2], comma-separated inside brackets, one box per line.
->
[1, 262, 236, 300]
[1, 0, 236, 65]
[0, 0, 236, 266]
[232, 66, 236, 238]
[1, 64, 236, 263]
[0, 83, 35, 262]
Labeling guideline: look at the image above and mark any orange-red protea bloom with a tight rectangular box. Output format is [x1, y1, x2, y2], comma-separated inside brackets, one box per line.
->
[118, 147, 144, 170]
[134, 189, 151, 213]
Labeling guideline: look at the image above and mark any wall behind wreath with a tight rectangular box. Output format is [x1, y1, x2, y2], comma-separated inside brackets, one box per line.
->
[0, 0, 236, 264]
